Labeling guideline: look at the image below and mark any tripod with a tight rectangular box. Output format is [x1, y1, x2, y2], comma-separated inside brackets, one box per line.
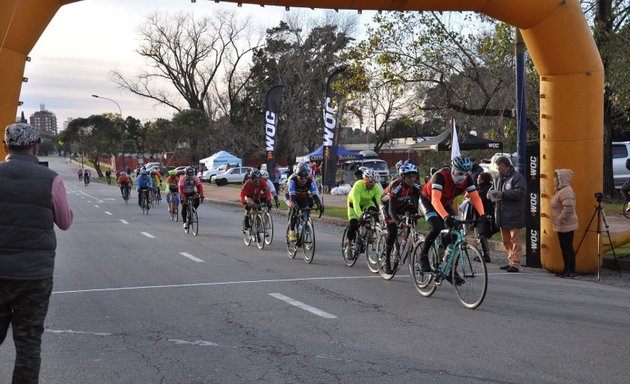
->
[576, 198, 620, 280]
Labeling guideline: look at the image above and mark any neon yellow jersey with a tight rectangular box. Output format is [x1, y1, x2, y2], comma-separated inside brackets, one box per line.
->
[347, 180, 383, 220]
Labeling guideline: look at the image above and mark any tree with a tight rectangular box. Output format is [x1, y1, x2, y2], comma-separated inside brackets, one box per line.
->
[112, 11, 256, 115]
[61, 115, 117, 177]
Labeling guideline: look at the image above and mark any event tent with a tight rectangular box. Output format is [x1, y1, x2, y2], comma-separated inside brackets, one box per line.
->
[295, 145, 363, 163]
[410, 128, 503, 151]
[199, 150, 242, 169]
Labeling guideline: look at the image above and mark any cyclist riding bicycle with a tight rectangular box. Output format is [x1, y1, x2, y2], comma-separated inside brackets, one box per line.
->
[285, 162, 324, 241]
[418, 155, 488, 273]
[117, 171, 132, 199]
[165, 170, 180, 213]
[345, 168, 382, 260]
[381, 162, 422, 274]
[179, 166, 204, 230]
[240, 170, 273, 230]
[260, 170, 280, 208]
[136, 170, 153, 206]
[150, 170, 162, 202]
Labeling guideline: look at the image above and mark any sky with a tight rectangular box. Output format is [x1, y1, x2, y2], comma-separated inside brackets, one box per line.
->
[18, 0, 370, 129]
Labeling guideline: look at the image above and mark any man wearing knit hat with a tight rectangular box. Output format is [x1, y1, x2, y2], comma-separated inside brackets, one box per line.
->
[0, 123, 73, 383]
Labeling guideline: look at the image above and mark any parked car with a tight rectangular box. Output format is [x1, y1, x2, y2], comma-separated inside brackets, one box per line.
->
[213, 167, 254, 185]
[613, 141, 630, 188]
[342, 158, 391, 186]
[199, 164, 230, 182]
[143, 162, 168, 176]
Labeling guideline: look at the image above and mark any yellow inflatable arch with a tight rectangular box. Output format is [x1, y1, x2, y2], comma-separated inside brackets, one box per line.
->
[0, 0, 603, 273]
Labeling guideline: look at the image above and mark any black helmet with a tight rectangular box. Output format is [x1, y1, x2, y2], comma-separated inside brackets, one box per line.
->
[185, 166, 195, 176]
[250, 170, 262, 180]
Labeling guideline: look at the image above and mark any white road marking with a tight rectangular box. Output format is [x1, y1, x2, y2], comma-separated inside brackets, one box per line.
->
[104, 211, 112, 215]
[168, 338, 218, 347]
[52, 275, 379, 295]
[94, 204, 100, 208]
[268, 293, 337, 319]
[141, 232, 155, 238]
[179, 252, 204, 263]
[120, 219, 129, 224]
[46, 329, 112, 336]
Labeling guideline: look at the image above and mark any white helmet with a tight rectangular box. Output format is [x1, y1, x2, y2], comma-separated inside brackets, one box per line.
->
[362, 168, 380, 183]
[260, 170, 269, 179]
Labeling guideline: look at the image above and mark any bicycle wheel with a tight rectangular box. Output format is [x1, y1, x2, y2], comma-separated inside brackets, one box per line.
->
[410, 241, 437, 297]
[302, 219, 315, 264]
[190, 209, 199, 236]
[377, 233, 397, 280]
[366, 228, 380, 273]
[254, 214, 266, 250]
[341, 227, 357, 267]
[184, 207, 192, 234]
[263, 212, 273, 245]
[624, 198, 630, 219]
[142, 194, 149, 215]
[170, 200, 177, 221]
[286, 223, 297, 258]
[452, 243, 487, 309]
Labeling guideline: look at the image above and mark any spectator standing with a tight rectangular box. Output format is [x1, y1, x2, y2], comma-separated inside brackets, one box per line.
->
[474, 172, 495, 262]
[105, 168, 112, 184]
[470, 157, 484, 184]
[489, 156, 526, 272]
[551, 169, 579, 278]
[0, 123, 74, 383]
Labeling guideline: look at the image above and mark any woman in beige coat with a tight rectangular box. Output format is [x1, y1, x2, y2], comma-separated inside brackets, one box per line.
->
[551, 169, 579, 278]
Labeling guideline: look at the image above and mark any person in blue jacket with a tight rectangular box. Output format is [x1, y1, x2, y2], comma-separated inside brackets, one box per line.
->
[136, 170, 153, 206]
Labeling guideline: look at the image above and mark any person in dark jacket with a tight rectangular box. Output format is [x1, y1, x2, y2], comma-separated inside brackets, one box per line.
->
[488, 156, 527, 272]
[474, 172, 495, 262]
[0, 123, 74, 384]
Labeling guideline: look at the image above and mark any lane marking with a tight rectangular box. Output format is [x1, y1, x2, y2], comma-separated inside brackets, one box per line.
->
[46, 329, 112, 336]
[120, 219, 129, 225]
[268, 292, 337, 319]
[104, 211, 112, 216]
[168, 338, 218, 347]
[94, 204, 100, 208]
[179, 252, 205, 263]
[141, 232, 155, 238]
[52, 275, 379, 295]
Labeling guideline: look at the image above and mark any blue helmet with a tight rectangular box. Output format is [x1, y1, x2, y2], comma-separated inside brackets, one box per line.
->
[399, 163, 418, 176]
[451, 155, 473, 173]
[140, 170, 148, 176]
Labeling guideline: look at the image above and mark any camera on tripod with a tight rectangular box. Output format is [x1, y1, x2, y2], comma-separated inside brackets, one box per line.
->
[594, 192, 603, 203]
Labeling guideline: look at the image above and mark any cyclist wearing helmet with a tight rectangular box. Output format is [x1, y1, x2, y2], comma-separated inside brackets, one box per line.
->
[240, 170, 273, 230]
[418, 155, 488, 274]
[150, 170, 162, 202]
[380, 162, 423, 274]
[117, 171, 132, 200]
[286, 162, 323, 241]
[260, 170, 280, 208]
[136, 170, 153, 207]
[179, 167, 204, 230]
[345, 168, 383, 259]
[165, 170, 180, 213]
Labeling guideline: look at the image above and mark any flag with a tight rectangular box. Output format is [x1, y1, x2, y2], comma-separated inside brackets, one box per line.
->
[451, 119, 461, 159]
[264, 86, 283, 175]
[322, 67, 348, 190]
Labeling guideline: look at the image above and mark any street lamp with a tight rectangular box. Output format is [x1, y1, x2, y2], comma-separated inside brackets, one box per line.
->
[91, 94, 125, 172]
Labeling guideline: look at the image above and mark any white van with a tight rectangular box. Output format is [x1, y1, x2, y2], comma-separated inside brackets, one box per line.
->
[612, 141, 630, 188]
[342, 159, 391, 186]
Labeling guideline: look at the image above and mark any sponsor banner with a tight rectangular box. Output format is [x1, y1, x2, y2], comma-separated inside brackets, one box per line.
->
[322, 67, 347, 189]
[264, 86, 284, 174]
[525, 142, 541, 267]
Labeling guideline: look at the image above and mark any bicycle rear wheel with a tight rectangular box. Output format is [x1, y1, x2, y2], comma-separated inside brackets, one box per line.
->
[170, 201, 177, 221]
[624, 197, 630, 219]
[341, 227, 357, 267]
[254, 214, 266, 250]
[190, 209, 198, 236]
[452, 243, 487, 309]
[302, 219, 315, 264]
[376, 233, 397, 280]
[263, 212, 273, 245]
[366, 228, 380, 273]
[410, 241, 437, 297]
[286, 223, 297, 258]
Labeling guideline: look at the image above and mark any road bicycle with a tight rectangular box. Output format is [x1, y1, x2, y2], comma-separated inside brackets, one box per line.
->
[121, 184, 131, 205]
[183, 195, 199, 236]
[167, 191, 179, 222]
[262, 206, 274, 245]
[341, 208, 382, 269]
[150, 188, 161, 207]
[411, 218, 487, 309]
[84, 175, 90, 187]
[286, 206, 321, 264]
[139, 188, 150, 215]
[243, 204, 268, 250]
[375, 212, 424, 280]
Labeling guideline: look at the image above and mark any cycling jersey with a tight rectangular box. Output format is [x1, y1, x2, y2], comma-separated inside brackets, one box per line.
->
[384, 178, 422, 215]
[421, 168, 484, 219]
[117, 175, 131, 186]
[240, 179, 272, 205]
[136, 175, 153, 190]
[287, 174, 318, 201]
[347, 180, 382, 220]
[165, 176, 179, 192]
[179, 176, 203, 197]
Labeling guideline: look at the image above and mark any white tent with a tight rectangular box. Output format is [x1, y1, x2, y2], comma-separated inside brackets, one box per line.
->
[199, 151, 242, 169]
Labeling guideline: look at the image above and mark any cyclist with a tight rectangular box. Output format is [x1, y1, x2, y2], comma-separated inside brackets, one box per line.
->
[418, 155, 488, 275]
[260, 170, 280, 209]
[179, 166, 204, 230]
[240, 170, 273, 231]
[117, 171, 132, 200]
[345, 168, 382, 260]
[165, 170, 180, 214]
[83, 169, 90, 186]
[285, 162, 324, 241]
[381, 162, 422, 274]
[136, 170, 153, 207]
[150, 170, 162, 202]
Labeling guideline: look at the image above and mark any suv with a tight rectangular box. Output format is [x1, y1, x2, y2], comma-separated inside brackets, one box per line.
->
[342, 159, 390, 186]
[612, 141, 630, 188]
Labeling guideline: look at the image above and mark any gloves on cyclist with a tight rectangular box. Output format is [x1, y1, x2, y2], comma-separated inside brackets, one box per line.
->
[200, 195, 205, 204]
[267, 201, 273, 210]
[444, 215, 456, 228]
[246, 197, 255, 207]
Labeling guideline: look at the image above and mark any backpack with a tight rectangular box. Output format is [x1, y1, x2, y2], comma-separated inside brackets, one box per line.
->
[182, 178, 196, 195]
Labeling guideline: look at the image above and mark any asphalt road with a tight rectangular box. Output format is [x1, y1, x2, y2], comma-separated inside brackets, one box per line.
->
[1, 156, 629, 384]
